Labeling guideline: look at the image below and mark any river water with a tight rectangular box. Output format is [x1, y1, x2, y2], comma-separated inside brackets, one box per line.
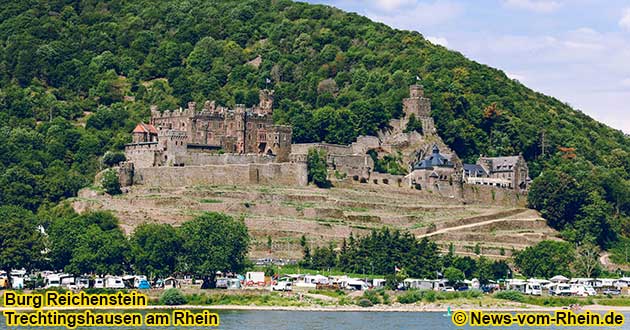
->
[1, 310, 630, 329]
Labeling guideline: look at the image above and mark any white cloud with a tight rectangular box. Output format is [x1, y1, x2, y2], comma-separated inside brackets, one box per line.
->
[503, 0, 561, 13]
[367, 1, 464, 29]
[622, 78, 630, 88]
[426, 36, 449, 47]
[620, 7, 630, 31]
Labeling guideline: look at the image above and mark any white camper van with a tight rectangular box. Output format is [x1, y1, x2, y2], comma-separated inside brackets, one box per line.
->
[45, 274, 62, 289]
[94, 278, 105, 288]
[525, 282, 542, 296]
[105, 276, 125, 289]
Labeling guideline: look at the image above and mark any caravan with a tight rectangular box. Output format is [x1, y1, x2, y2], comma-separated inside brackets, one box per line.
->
[45, 274, 62, 289]
[571, 284, 597, 297]
[105, 276, 125, 289]
[549, 283, 572, 296]
[525, 282, 542, 296]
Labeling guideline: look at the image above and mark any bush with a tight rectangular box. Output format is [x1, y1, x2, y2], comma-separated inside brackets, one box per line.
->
[101, 169, 121, 195]
[357, 298, 373, 308]
[379, 290, 391, 305]
[307, 148, 330, 188]
[423, 290, 437, 302]
[397, 290, 422, 304]
[362, 290, 381, 305]
[160, 288, 187, 306]
[102, 151, 126, 167]
[494, 290, 524, 302]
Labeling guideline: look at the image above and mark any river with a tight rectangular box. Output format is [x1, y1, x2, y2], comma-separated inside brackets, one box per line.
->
[1, 310, 629, 329]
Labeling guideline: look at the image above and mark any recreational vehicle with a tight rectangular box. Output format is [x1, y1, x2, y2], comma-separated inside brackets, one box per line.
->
[105, 276, 125, 289]
[45, 274, 62, 289]
[93, 278, 105, 288]
[272, 281, 293, 291]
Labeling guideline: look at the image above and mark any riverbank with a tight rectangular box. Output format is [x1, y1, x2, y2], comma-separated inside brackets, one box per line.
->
[4, 289, 630, 313]
[2, 303, 630, 313]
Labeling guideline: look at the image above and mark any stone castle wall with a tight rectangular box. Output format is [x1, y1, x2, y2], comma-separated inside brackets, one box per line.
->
[125, 143, 160, 168]
[291, 143, 354, 155]
[184, 153, 275, 166]
[132, 162, 307, 187]
[462, 184, 527, 207]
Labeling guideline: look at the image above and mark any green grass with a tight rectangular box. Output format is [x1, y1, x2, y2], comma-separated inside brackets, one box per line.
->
[397, 290, 483, 304]
[343, 206, 369, 212]
[308, 289, 346, 299]
[595, 298, 630, 306]
[182, 291, 308, 307]
[280, 200, 316, 211]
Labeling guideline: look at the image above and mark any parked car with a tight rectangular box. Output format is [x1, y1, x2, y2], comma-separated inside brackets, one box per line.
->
[272, 281, 292, 291]
[602, 288, 621, 295]
[442, 287, 455, 292]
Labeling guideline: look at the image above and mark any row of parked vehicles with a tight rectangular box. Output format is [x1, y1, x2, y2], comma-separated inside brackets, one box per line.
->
[506, 277, 628, 297]
[0, 270, 180, 290]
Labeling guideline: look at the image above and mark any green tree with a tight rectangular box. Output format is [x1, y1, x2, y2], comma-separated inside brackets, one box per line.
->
[573, 242, 601, 278]
[178, 212, 250, 289]
[444, 267, 465, 286]
[131, 223, 183, 278]
[48, 211, 127, 273]
[475, 257, 494, 285]
[404, 113, 423, 134]
[514, 241, 574, 278]
[101, 169, 121, 195]
[67, 224, 130, 275]
[307, 148, 330, 188]
[102, 151, 126, 167]
[0, 206, 44, 287]
[528, 171, 585, 230]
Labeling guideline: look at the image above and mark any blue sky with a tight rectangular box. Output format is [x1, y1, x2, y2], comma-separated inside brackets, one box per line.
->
[303, 0, 630, 133]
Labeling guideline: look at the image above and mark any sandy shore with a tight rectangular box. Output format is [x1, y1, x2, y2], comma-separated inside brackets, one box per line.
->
[2, 304, 630, 313]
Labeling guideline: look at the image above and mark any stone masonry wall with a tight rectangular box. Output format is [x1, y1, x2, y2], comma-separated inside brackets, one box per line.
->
[462, 184, 527, 207]
[184, 153, 275, 166]
[132, 162, 307, 187]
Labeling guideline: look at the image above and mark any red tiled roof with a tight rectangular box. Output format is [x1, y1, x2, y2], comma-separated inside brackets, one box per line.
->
[145, 124, 158, 134]
[132, 124, 147, 133]
[132, 123, 158, 134]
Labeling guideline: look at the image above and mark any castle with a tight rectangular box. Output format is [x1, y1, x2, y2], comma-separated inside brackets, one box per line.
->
[120, 84, 529, 196]
[125, 90, 292, 168]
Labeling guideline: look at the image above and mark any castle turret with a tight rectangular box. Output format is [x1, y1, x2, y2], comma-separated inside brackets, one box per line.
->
[258, 89, 274, 115]
[403, 84, 431, 118]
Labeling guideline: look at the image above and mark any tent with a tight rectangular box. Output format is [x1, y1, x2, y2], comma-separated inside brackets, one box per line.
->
[550, 275, 569, 283]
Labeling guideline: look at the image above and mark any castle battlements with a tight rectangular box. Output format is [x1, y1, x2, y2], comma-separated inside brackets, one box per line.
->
[126, 89, 292, 168]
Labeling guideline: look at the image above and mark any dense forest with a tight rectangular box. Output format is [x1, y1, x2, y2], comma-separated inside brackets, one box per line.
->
[1, 0, 630, 255]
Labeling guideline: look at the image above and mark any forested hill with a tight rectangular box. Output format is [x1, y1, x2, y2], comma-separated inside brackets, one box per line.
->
[2, 0, 630, 252]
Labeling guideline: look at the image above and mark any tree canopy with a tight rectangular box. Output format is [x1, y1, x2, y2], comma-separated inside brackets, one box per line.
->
[178, 212, 250, 288]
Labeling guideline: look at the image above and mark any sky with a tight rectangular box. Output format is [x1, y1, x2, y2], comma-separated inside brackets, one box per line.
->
[303, 0, 630, 133]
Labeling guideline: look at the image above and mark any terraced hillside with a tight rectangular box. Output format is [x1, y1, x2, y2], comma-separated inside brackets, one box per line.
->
[72, 184, 559, 260]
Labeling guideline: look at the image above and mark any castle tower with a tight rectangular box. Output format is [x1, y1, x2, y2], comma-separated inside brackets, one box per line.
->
[258, 89, 274, 115]
[403, 84, 431, 118]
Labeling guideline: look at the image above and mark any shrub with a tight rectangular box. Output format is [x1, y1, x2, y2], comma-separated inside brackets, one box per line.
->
[101, 169, 121, 195]
[423, 290, 437, 302]
[495, 290, 524, 302]
[160, 288, 187, 305]
[363, 290, 381, 305]
[102, 151, 126, 167]
[397, 290, 422, 304]
[380, 291, 391, 305]
[357, 298, 373, 308]
[307, 148, 330, 188]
